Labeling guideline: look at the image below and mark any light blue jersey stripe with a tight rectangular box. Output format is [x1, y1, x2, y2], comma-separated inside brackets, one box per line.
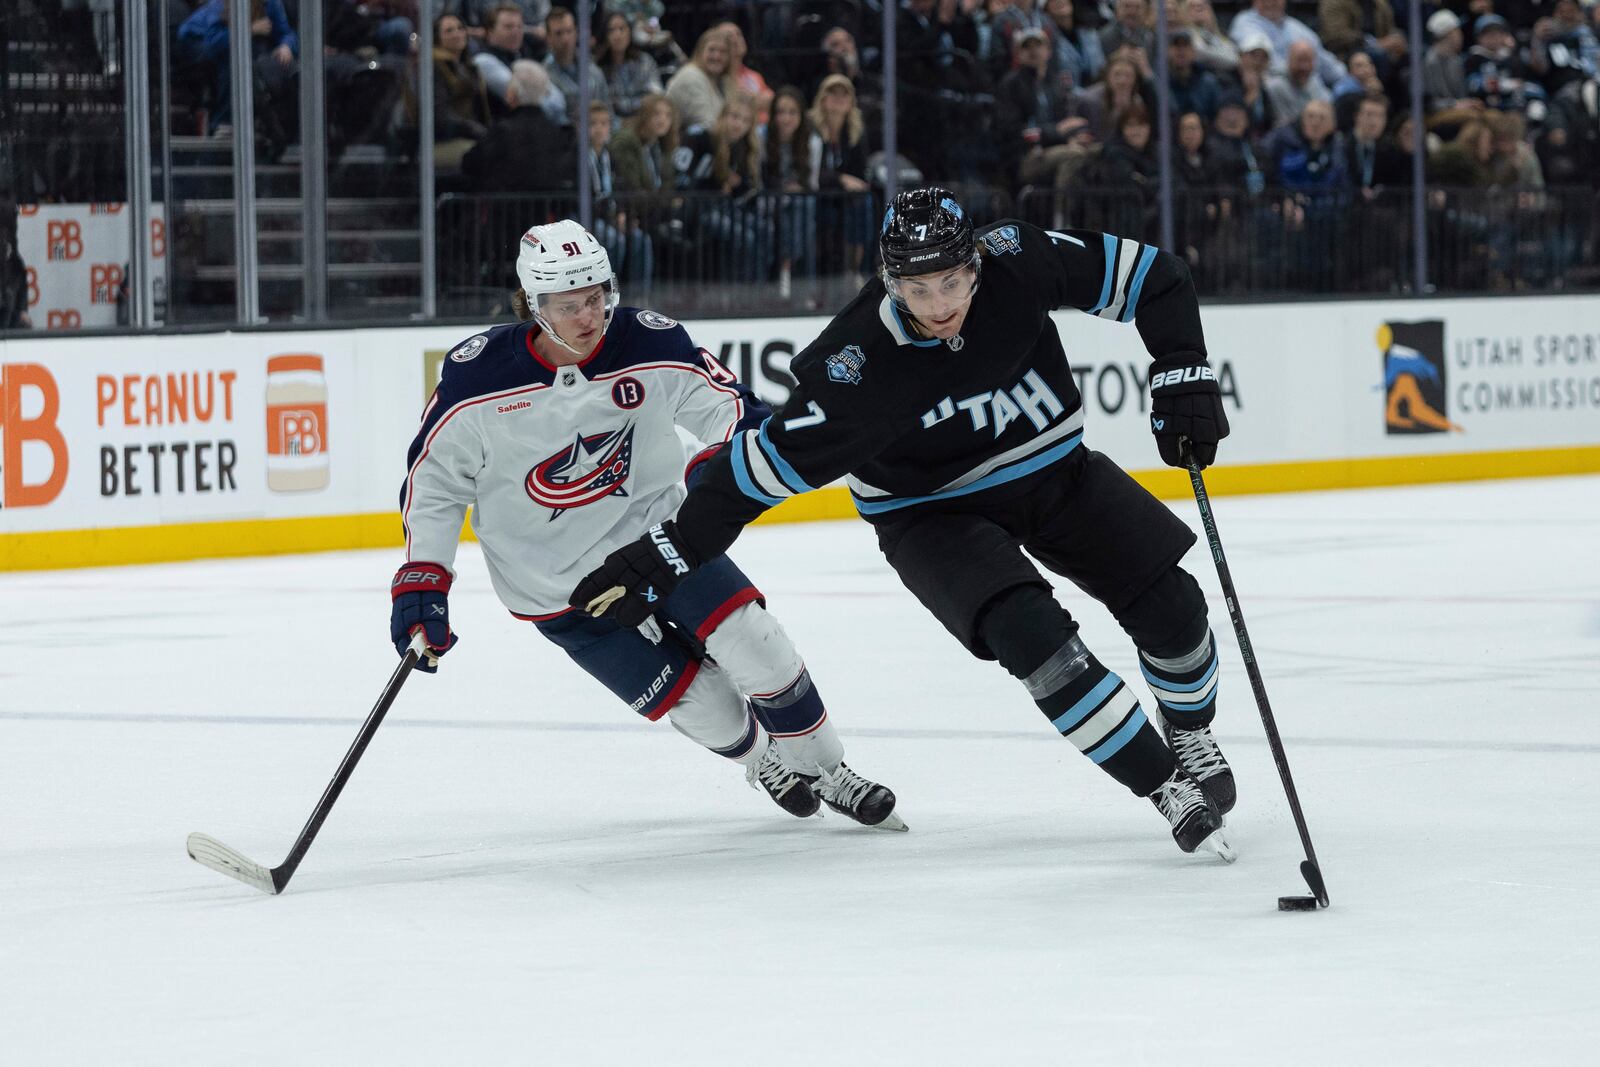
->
[853, 433, 1083, 515]
[731, 434, 784, 507]
[1119, 246, 1158, 323]
[1140, 656, 1219, 694]
[756, 418, 814, 493]
[1051, 674, 1119, 733]
[1088, 233, 1117, 314]
[1087, 710, 1148, 764]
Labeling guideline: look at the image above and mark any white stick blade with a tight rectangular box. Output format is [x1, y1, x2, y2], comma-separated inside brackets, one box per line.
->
[187, 832, 280, 894]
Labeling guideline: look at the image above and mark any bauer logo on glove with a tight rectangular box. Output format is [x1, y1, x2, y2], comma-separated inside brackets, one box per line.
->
[1148, 355, 1230, 470]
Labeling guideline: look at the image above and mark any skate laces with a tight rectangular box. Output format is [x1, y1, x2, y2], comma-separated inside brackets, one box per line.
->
[814, 764, 872, 811]
[1169, 725, 1229, 782]
[1150, 773, 1206, 823]
[748, 748, 806, 798]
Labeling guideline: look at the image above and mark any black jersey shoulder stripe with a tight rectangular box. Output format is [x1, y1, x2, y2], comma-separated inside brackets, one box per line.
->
[1085, 234, 1158, 323]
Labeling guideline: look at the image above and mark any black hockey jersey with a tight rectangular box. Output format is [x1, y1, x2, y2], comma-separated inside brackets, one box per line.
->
[674, 220, 1209, 558]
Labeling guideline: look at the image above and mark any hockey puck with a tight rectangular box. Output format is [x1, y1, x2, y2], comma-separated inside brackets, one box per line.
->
[1278, 895, 1318, 911]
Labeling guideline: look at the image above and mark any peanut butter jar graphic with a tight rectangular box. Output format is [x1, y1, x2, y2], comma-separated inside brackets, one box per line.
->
[265, 354, 330, 492]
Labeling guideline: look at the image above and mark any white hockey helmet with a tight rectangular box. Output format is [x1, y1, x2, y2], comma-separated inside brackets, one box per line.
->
[515, 220, 619, 353]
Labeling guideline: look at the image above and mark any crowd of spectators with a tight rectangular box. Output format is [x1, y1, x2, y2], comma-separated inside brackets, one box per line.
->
[980, 0, 1600, 290]
[96, 1, 1600, 302]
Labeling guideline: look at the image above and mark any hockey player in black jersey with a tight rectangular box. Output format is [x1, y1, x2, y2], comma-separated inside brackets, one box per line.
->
[571, 187, 1236, 858]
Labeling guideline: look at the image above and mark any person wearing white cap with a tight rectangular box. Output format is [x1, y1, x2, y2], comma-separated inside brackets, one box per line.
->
[1229, 0, 1347, 87]
[1424, 10, 1474, 113]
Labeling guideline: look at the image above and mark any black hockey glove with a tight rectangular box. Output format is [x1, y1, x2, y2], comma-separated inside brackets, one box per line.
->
[390, 562, 459, 673]
[569, 521, 699, 629]
[1149, 355, 1230, 470]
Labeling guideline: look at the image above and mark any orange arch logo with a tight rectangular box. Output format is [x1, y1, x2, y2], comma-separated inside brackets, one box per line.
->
[1380, 321, 1462, 434]
[1, 363, 70, 508]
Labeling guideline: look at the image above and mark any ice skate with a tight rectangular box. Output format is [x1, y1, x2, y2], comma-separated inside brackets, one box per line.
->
[811, 763, 907, 831]
[1149, 769, 1234, 861]
[747, 744, 821, 818]
[1161, 718, 1236, 814]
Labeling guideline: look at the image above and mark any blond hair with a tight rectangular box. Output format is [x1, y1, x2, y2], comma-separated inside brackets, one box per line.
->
[808, 75, 863, 146]
[713, 94, 761, 190]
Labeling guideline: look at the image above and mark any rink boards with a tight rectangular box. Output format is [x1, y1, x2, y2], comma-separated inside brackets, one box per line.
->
[2, 294, 1598, 569]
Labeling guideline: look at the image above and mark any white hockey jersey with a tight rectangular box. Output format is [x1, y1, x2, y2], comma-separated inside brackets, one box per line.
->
[402, 308, 769, 619]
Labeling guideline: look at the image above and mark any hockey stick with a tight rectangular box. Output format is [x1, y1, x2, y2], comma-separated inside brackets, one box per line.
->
[186, 631, 434, 894]
[1180, 442, 1330, 908]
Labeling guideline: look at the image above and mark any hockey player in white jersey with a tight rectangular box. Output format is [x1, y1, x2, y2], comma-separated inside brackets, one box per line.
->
[392, 220, 903, 829]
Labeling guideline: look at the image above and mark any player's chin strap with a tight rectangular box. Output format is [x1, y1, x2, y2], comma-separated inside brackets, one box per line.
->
[532, 307, 603, 358]
[528, 285, 617, 358]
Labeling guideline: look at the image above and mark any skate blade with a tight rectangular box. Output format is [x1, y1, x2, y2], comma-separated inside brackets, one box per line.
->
[871, 811, 909, 833]
[1198, 823, 1236, 864]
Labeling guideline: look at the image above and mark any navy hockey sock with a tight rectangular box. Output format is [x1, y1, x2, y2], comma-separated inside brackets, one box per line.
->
[748, 668, 828, 740]
[979, 585, 1175, 796]
[1139, 630, 1220, 729]
[706, 709, 763, 761]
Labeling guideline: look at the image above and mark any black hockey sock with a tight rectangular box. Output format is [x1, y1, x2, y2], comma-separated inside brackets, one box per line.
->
[1139, 630, 1220, 730]
[979, 585, 1175, 796]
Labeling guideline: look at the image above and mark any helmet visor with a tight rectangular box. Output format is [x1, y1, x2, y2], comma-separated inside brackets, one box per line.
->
[882, 252, 982, 313]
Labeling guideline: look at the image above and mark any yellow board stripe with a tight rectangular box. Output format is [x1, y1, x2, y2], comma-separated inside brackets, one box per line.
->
[4, 445, 1598, 572]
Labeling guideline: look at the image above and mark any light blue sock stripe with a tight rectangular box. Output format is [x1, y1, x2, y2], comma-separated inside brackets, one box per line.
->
[1087, 710, 1149, 764]
[731, 434, 783, 507]
[1119, 245, 1158, 323]
[756, 418, 814, 493]
[1050, 674, 1119, 733]
[1139, 655, 1219, 694]
[1088, 233, 1117, 314]
[1154, 693, 1215, 712]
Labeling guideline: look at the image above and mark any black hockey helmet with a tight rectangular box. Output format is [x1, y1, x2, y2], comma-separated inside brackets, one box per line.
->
[879, 186, 975, 279]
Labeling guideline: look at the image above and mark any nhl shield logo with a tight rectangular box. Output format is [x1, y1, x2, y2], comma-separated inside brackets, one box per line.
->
[525, 424, 636, 519]
[826, 344, 867, 386]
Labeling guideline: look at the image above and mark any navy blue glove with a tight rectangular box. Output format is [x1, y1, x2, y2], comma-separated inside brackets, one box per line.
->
[390, 562, 459, 673]
[1149, 355, 1230, 469]
[569, 521, 698, 629]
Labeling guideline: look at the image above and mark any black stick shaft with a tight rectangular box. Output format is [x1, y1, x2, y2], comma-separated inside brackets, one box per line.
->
[270, 645, 423, 890]
[1185, 459, 1330, 906]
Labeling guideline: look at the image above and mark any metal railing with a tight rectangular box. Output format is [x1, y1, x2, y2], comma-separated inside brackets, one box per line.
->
[4, 0, 1600, 334]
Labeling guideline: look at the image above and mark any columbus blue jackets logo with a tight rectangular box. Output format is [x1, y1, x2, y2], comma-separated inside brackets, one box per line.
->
[450, 335, 488, 362]
[636, 310, 678, 330]
[981, 225, 1022, 256]
[826, 345, 867, 386]
[525, 424, 637, 518]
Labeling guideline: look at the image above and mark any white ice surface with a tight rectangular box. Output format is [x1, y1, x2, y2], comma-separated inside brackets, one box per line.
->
[3, 476, 1598, 1065]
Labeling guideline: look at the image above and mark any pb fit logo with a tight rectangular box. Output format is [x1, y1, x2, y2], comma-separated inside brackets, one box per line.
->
[48, 221, 84, 261]
[265, 354, 330, 492]
[90, 264, 124, 305]
[0, 363, 70, 508]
